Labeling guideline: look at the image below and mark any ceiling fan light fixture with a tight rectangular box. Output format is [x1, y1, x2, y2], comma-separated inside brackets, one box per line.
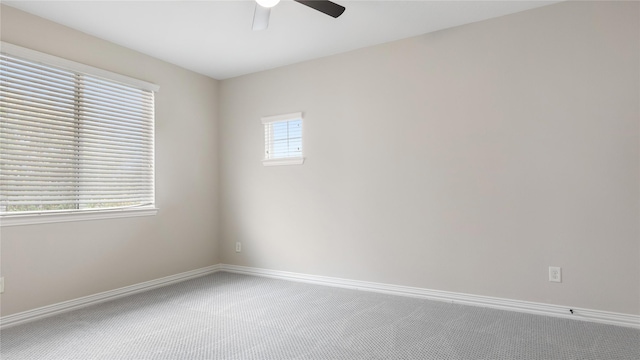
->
[256, 0, 280, 8]
[252, 0, 345, 31]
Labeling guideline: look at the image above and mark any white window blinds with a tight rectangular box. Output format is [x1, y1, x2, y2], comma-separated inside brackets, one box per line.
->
[0, 45, 157, 214]
[262, 112, 304, 166]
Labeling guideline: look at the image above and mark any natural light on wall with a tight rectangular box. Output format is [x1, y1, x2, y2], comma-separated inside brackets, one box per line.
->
[262, 112, 304, 166]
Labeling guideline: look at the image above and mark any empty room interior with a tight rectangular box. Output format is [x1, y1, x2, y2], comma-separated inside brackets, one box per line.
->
[0, 0, 638, 359]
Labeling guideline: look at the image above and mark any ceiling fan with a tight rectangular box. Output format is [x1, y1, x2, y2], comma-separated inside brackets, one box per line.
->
[253, 0, 346, 31]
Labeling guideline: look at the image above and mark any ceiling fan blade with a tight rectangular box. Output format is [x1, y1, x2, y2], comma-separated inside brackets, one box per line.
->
[293, 0, 345, 18]
[252, 4, 271, 31]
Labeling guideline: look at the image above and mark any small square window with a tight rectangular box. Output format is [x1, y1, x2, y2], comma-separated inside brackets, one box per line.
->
[262, 112, 304, 166]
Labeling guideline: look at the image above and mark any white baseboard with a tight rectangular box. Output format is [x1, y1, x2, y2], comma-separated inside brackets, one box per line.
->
[220, 264, 640, 329]
[0, 264, 221, 329]
[2, 263, 637, 330]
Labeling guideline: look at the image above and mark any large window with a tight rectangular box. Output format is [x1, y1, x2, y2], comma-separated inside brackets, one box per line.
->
[262, 112, 304, 166]
[0, 43, 158, 225]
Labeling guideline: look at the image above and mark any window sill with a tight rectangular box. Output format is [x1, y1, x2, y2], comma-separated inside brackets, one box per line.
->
[0, 207, 158, 227]
[262, 157, 305, 166]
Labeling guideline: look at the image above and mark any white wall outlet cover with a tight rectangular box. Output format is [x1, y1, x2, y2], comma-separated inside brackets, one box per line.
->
[235, 242, 242, 253]
[549, 266, 562, 283]
[0, 277, 4, 293]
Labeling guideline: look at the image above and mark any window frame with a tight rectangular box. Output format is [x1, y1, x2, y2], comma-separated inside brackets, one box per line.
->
[0, 42, 159, 226]
[261, 112, 304, 167]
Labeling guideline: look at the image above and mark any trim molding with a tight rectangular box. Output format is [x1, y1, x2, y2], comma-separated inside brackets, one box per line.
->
[1, 42, 160, 92]
[262, 157, 305, 166]
[0, 207, 158, 227]
[261, 112, 303, 124]
[0, 264, 220, 329]
[220, 264, 640, 329]
[2, 263, 637, 330]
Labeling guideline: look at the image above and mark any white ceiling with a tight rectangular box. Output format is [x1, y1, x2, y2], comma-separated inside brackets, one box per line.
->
[4, 1, 559, 80]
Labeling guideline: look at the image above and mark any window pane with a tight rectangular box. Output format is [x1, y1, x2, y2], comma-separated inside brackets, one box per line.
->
[0, 51, 155, 215]
[288, 138, 302, 156]
[272, 121, 288, 141]
[288, 120, 302, 139]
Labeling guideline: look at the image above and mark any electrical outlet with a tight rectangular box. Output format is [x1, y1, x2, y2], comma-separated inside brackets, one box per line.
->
[0, 277, 4, 293]
[549, 266, 561, 283]
[235, 242, 242, 253]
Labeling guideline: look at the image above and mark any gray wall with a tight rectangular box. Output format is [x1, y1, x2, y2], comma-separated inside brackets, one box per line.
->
[0, 6, 220, 316]
[219, 1, 640, 315]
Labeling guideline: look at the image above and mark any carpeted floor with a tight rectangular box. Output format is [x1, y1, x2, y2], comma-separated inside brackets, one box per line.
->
[1, 272, 638, 359]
